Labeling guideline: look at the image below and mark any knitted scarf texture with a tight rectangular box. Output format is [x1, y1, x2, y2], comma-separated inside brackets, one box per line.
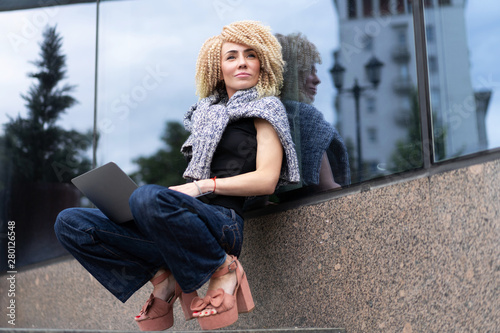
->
[283, 100, 351, 186]
[181, 87, 300, 186]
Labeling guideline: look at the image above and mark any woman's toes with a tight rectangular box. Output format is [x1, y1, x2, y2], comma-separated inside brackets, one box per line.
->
[198, 308, 217, 317]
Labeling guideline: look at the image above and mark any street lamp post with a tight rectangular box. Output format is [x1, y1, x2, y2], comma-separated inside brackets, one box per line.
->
[330, 55, 383, 182]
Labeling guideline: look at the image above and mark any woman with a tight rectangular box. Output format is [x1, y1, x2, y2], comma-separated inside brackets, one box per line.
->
[54, 20, 299, 331]
[275, 32, 350, 191]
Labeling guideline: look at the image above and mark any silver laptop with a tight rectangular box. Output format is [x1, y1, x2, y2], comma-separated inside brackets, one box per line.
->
[71, 162, 138, 223]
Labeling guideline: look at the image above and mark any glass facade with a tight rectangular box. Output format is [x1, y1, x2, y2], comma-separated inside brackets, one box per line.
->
[0, 2, 96, 268]
[1, 0, 499, 268]
[424, 0, 499, 161]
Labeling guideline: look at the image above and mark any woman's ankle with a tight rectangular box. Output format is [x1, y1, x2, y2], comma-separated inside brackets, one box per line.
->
[208, 256, 237, 295]
[152, 271, 176, 301]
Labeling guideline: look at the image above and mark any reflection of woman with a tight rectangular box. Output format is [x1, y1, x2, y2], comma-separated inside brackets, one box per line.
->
[276, 32, 350, 190]
[55, 21, 299, 331]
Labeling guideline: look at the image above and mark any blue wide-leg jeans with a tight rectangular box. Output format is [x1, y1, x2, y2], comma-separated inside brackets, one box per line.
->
[54, 184, 244, 302]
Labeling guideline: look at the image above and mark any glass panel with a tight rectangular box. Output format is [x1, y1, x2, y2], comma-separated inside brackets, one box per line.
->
[96, 0, 349, 205]
[0, 2, 96, 268]
[333, 2, 421, 182]
[425, 0, 500, 161]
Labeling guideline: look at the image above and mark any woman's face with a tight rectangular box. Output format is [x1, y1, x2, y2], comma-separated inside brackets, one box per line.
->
[303, 65, 321, 102]
[220, 42, 261, 99]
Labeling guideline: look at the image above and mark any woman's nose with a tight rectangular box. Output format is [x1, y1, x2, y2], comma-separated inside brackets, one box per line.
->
[313, 74, 321, 85]
[238, 56, 247, 67]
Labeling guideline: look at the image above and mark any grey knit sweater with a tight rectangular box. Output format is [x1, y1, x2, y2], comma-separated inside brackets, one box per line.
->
[181, 87, 300, 187]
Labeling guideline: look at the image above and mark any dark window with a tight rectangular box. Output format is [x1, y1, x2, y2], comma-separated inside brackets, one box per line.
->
[367, 128, 377, 143]
[438, 0, 451, 5]
[426, 25, 435, 43]
[428, 56, 438, 73]
[363, 0, 373, 17]
[397, 0, 405, 13]
[348, 0, 357, 18]
[425, 0, 433, 7]
[380, 0, 390, 15]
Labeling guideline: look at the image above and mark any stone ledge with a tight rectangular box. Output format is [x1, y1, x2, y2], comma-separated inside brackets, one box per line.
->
[0, 329, 345, 333]
[1, 159, 498, 332]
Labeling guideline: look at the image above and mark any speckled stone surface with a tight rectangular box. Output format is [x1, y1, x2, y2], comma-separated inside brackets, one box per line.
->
[1, 159, 498, 332]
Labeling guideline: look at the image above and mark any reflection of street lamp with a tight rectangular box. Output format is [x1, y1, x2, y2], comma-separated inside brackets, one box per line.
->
[330, 55, 383, 181]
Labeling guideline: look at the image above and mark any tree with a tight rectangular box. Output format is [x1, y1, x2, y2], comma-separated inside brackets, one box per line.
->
[131, 121, 190, 187]
[0, 26, 93, 269]
[1, 25, 92, 184]
[390, 90, 446, 172]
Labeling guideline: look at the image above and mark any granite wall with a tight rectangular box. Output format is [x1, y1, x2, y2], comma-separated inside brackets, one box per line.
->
[1, 159, 498, 332]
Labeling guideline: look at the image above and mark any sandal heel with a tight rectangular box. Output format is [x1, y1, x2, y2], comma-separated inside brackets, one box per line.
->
[193, 256, 255, 330]
[236, 270, 254, 313]
[178, 288, 198, 321]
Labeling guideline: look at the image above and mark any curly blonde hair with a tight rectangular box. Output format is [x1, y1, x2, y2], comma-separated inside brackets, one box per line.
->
[275, 32, 322, 104]
[195, 21, 284, 99]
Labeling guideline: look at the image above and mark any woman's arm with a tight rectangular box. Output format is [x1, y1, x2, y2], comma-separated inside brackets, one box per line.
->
[169, 118, 283, 197]
[315, 152, 341, 191]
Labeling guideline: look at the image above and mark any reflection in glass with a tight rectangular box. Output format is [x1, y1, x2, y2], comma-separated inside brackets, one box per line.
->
[275, 33, 350, 197]
[95, 0, 341, 199]
[0, 4, 96, 268]
[333, 0, 421, 182]
[425, 0, 499, 160]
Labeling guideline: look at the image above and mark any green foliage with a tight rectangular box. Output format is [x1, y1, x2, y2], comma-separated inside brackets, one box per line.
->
[131, 121, 190, 187]
[390, 90, 447, 172]
[1, 26, 92, 184]
[390, 90, 424, 172]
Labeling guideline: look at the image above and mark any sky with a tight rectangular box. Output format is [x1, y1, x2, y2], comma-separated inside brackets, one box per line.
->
[0, 0, 498, 175]
[0, 0, 339, 173]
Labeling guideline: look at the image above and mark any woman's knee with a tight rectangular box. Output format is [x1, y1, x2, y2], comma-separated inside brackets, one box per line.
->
[54, 207, 104, 243]
[129, 184, 178, 218]
[130, 185, 160, 210]
[54, 207, 83, 244]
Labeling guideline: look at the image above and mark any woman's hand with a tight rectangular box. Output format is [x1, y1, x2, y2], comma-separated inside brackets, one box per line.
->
[169, 179, 215, 197]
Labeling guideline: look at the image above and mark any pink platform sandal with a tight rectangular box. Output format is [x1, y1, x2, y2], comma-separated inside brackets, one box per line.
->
[190, 256, 255, 330]
[135, 271, 198, 331]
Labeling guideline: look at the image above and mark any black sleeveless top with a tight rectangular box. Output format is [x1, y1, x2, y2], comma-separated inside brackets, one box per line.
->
[206, 117, 257, 216]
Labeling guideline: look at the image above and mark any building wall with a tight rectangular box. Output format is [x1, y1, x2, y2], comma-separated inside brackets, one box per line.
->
[3, 157, 498, 332]
[334, 0, 482, 173]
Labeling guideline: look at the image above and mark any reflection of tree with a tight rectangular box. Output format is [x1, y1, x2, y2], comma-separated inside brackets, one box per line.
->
[131, 121, 189, 187]
[0, 26, 92, 268]
[1, 26, 92, 185]
[390, 90, 446, 172]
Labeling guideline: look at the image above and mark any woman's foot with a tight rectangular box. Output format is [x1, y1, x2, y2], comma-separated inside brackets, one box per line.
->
[190, 255, 255, 330]
[150, 268, 177, 302]
[193, 255, 238, 317]
[134, 269, 177, 331]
